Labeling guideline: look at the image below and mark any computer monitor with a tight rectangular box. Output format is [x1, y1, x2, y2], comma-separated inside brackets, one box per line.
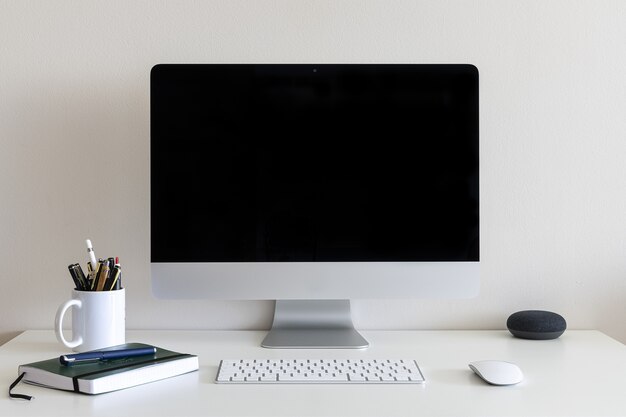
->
[150, 64, 479, 349]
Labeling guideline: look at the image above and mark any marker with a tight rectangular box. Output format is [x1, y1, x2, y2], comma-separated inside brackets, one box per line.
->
[60, 346, 157, 366]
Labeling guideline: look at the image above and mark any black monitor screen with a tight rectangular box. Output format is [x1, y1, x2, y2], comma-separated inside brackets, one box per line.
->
[151, 64, 478, 263]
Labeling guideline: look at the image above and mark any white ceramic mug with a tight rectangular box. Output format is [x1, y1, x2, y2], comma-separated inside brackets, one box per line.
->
[54, 288, 125, 352]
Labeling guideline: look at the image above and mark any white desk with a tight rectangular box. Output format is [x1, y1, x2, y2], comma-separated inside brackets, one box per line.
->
[1, 330, 625, 416]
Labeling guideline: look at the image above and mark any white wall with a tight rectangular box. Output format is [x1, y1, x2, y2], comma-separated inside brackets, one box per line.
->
[1, 0, 625, 345]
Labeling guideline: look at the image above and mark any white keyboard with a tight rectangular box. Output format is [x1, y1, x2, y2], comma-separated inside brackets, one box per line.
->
[216, 359, 425, 384]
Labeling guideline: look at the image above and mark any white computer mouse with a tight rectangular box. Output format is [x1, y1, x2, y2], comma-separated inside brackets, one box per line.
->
[468, 360, 523, 386]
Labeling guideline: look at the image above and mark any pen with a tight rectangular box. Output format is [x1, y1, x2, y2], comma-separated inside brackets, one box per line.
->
[60, 346, 157, 366]
[115, 257, 122, 290]
[95, 259, 110, 291]
[91, 260, 103, 290]
[86, 261, 94, 288]
[67, 264, 81, 290]
[74, 264, 89, 290]
[68, 263, 89, 291]
[114, 265, 122, 290]
[86, 239, 97, 273]
[106, 265, 121, 291]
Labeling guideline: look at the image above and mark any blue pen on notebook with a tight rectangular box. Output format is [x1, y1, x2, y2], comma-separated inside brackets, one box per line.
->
[60, 346, 157, 366]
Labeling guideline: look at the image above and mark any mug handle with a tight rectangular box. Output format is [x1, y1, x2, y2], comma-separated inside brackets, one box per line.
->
[54, 299, 83, 349]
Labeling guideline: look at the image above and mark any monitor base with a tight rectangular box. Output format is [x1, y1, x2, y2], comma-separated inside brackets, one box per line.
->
[261, 300, 369, 349]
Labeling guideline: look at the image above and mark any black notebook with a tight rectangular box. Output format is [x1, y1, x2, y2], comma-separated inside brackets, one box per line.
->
[15, 343, 198, 395]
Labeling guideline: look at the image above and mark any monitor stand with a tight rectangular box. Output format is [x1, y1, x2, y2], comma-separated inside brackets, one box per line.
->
[261, 300, 370, 349]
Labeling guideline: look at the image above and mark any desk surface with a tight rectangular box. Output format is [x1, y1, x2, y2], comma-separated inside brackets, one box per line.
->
[1, 330, 625, 416]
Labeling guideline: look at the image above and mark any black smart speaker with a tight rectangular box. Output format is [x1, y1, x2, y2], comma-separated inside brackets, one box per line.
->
[506, 310, 566, 340]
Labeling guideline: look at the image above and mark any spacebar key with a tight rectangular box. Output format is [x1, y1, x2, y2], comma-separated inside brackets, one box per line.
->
[278, 375, 347, 383]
